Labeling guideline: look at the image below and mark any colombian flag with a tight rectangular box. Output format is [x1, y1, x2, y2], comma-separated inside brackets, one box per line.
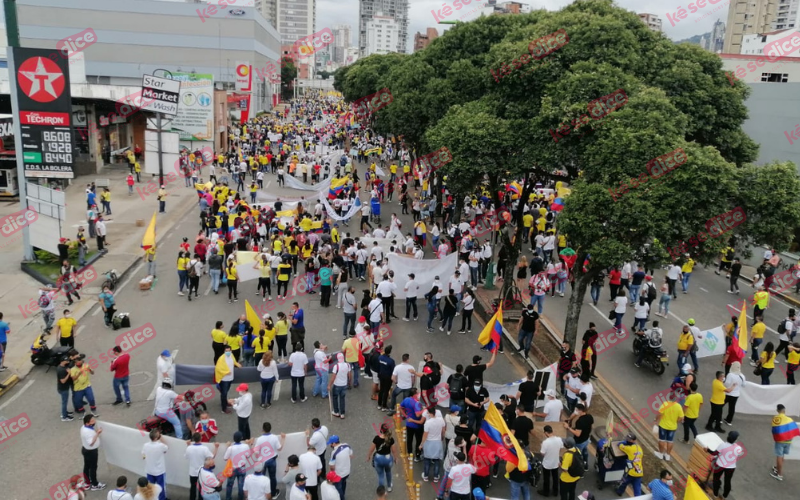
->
[772, 413, 800, 442]
[683, 475, 707, 500]
[551, 197, 565, 212]
[478, 304, 503, 353]
[731, 300, 748, 359]
[478, 402, 529, 472]
[214, 355, 232, 383]
[508, 182, 521, 195]
[328, 177, 348, 199]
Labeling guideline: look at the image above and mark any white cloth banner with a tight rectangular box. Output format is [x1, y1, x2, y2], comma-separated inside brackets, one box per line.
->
[387, 252, 459, 298]
[359, 236, 397, 256]
[375, 166, 387, 177]
[283, 174, 332, 193]
[252, 200, 301, 212]
[695, 326, 727, 359]
[737, 381, 800, 416]
[786, 436, 800, 460]
[236, 251, 261, 283]
[320, 196, 361, 221]
[99, 421, 307, 489]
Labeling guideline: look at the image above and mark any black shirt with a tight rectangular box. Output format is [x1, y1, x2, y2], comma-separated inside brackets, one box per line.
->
[454, 425, 474, 452]
[372, 435, 394, 455]
[521, 309, 539, 331]
[573, 414, 594, 444]
[465, 386, 489, 412]
[56, 365, 71, 391]
[464, 364, 487, 386]
[517, 380, 538, 407]
[582, 329, 598, 349]
[447, 373, 466, 400]
[511, 415, 534, 446]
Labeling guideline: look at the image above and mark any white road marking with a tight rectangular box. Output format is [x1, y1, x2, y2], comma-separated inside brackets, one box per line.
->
[0, 379, 35, 411]
[119, 263, 144, 292]
[699, 288, 709, 293]
[204, 281, 213, 296]
[92, 307, 101, 317]
[264, 181, 271, 189]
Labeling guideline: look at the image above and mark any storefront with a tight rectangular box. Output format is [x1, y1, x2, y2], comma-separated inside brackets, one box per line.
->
[0, 117, 19, 196]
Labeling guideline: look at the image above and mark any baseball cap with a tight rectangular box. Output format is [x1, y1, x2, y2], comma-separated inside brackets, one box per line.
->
[450, 404, 461, 412]
[237, 383, 248, 392]
[295, 474, 307, 483]
[359, 316, 366, 322]
[423, 366, 433, 375]
[472, 355, 482, 364]
[545, 389, 557, 398]
[472, 488, 485, 500]
[645, 275, 652, 281]
[161, 350, 171, 357]
[326, 435, 340, 445]
[326, 471, 341, 483]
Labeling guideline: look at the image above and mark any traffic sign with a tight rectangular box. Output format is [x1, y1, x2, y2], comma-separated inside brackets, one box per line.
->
[140, 74, 181, 116]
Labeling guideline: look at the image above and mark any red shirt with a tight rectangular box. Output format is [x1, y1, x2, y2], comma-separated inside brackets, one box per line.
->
[608, 270, 622, 285]
[470, 444, 495, 477]
[725, 344, 744, 365]
[110, 353, 130, 378]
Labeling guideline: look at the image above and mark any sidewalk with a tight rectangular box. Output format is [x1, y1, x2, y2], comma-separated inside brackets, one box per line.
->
[0, 165, 200, 391]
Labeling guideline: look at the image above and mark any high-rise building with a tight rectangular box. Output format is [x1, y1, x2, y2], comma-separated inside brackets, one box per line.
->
[256, 0, 278, 28]
[359, 0, 409, 55]
[413, 28, 439, 52]
[365, 12, 400, 56]
[638, 13, 663, 32]
[724, 0, 778, 54]
[711, 19, 726, 53]
[332, 25, 352, 65]
[274, 0, 316, 45]
[772, 0, 800, 30]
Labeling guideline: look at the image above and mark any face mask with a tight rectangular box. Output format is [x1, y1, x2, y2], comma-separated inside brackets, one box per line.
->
[474, 385, 481, 391]
[226, 352, 232, 357]
[665, 480, 674, 486]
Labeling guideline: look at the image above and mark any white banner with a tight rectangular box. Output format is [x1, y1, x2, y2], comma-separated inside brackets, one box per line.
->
[99, 422, 307, 488]
[695, 326, 727, 359]
[387, 252, 459, 299]
[320, 196, 361, 221]
[283, 174, 332, 193]
[236, 251, 261, 283]
[737, 381, 800, 416]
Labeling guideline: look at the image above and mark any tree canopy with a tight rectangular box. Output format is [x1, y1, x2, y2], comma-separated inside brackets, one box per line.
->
[333, 0, 800, 345]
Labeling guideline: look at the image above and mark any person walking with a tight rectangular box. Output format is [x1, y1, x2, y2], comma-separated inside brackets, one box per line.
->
[254, 422, 285, 499]
[439, 289, 458, 336]
[341, 286, 357, 338]
[680, 382, 703, 443]
[666, 263, 681, 299]
[328, 438, 353, 500]
[757, 342, 777, 385]
[419, 406, 445, 482]
[95, 215, 108, 253]
[341, 332, 361, 388]
[208, 249, 223, 294]
[59, 261, 82, 306]
[367, 423, 398, 492]
[722, 362, 745, 425]
[230, 383, 253, 440]
[728, 257, 741, 294]
[226, 259, 239, 303]
[110, 345, 131, 406]
[81, 414, 106, 491]
[157, 185, 167, 213]
[54, 309, 77, 348]
[750, 316, 766, 366]
[771, 403, 799, 481]
[312, 342, 331, 399]
[654, 393, 683, 461]
[708, 430, 743, 499]
[289, 342, 309, 403]
[142, 429, 169, 500]
[457, 289, 475, 334]
[187, 254, 203, 301]
[290, 303, 306, 351]
[753, 286, 770, 322]
[403, 273, 419, 321]
[559, 437, 582, 500]
[613, 289, 627, 332]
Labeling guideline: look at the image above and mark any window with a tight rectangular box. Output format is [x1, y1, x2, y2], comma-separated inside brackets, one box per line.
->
[761, 72, 789, 82]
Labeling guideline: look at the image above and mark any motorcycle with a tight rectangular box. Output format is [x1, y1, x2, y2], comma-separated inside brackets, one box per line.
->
[30, 333, 76, 371]
[632, 330, 669, 375]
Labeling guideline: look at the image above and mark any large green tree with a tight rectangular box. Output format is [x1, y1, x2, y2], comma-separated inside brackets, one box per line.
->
[334, 0, 800, 345]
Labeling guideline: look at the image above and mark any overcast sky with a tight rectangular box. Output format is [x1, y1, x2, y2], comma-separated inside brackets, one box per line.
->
[320, 0, 729, 49]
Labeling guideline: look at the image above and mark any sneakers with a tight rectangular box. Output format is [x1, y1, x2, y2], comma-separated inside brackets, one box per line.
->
[61, 416, 75, 422]
[422, 475, 429, 482]
[749, 361, 758, 366]
[634, 363, 641, 368]
[664, 454, 671, 461]
[447, 331, 451, 336]
[439, 326, 444, 332]
[402, 318, 409, 322]
[90, 483, 107, 491]
[274, 489, 281, 499]
[291, 399, 297, 404]
[178, 292, 184, 296]
[653, 451, 664, 460]
[723, 420, 733, 426]
[457, 330, 466, 334]
[301, 397, 308, 402]
[434, 476, 440, 483]
[426, 328, 434, 333]
[770, 470, 784, 481]
[467, 330, 471, 333]
[112, 400, 123, 406]
[388, 486, 392, 492]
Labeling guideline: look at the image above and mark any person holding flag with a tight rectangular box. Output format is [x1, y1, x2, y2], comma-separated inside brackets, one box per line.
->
[771, 403, 800, 481]
[215, 345, 242, 414]
[476, 399, 529, 486]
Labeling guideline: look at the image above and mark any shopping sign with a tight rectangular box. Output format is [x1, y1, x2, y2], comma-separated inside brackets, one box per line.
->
[11, 47, 75, 179]
[140, 74, 181, 116]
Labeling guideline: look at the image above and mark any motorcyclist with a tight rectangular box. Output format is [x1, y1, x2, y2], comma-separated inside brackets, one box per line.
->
[153, 377, 182, 435]
[634, 320, 663, 368]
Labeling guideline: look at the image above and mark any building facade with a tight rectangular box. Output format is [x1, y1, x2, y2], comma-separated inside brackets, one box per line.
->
[711, 18, 727, 52]
[638, 13, 663, 31]
[359, 0, 409, 55]
[365, 13, 400, 56]
[275, 0, 316, 45]
[772, 0, 800, 30]
[413, 28, 439, 52]
[332, 25, 352, 64]
[740, 28, 800, 55]
[724, 0, 778, 54]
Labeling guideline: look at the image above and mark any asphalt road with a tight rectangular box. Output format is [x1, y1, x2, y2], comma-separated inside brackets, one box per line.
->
[0, 177, 527, 500]
[536, 262, 799, 500]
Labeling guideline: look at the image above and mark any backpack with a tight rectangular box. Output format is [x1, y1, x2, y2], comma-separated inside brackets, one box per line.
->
[465, 238, 474, 251]
[38, 293, 51, 308]
[647, 282, 657, 301]
[449, 373, 464, 398]
[567, 450, 586, 478]
[188, 261, 198, 278]
[778, 319, 787, 335]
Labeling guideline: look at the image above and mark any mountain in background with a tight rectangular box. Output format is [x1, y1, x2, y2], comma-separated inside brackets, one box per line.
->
[676, 32, 711, 45]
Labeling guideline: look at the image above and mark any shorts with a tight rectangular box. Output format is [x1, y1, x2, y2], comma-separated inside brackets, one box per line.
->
[775, 442, 792, 457]
[658, 427, 676, 442]
[372, 373, 379, 384]
[523, 404, 535, 413]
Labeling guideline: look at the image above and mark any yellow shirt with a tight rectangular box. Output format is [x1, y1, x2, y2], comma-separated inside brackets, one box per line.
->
[70, 365, 91, 391]
[226, 267, 238, 280]
[273, 239, 283, 252]
[390, 165, 397, 174]
[275, 320, 289, 336]
[258, 262, 271, 278]
[558, 235, 567, 247]
[218, 155, 225, 164]
[177, 257, 189, 271]
[536, 217, 546, 231]
[684, 393, 703, 419]
[211, 329, 227, 343]
[751, 322, 766, 339]
[57, 317, 77, 338]
[522, 214, 533, 228]
[301, 247, 313, 259]
[711, 379, 726, 405]
[278, 263, 292, 282]
[618, 443, 643, 477]
[754, 291, 770, 309]
[300, 218, 313, 232]
[677, 332, 694, 351]
[682, 259, 695, 273]
[403, 165, 410, 174]
[331, 228, 340, 243]
[226, 335, 242, 350]
[761, 351, 776, 369]
[342, 338, 360, 363]
[658, 401, 684, 431]
[560, 449, 581, 483]
[789, 351, 800, 365]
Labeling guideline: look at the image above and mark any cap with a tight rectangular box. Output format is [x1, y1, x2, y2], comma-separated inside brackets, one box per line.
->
[59, 238, 68, 242]
[472, 355, 482, 364]
[326, 471, 341, 483]
[375, 340, 384, 351]
[645, 275, 652, 281]
[450, 404, 461, 413]
[161, 350, 171, 357]
[625, 433, 637, 441]
[423, 366, 433, 375]
[236, 383, 249, 392]
[359, 316, 366, 322]
[545, 389, 557, 398]
[234, 431, 244, 442]
[687, 318, 695, 325]
[326, 435, 340, 445]
[472, 488, 486, 500]
[295, 473, 307, 483]
[570, 367, 580, 374]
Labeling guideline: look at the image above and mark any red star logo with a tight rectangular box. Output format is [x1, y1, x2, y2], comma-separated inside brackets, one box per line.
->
[17, 57, 65, 103]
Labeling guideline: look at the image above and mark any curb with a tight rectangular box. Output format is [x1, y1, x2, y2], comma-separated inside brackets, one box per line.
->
[0, 374, 20, 397]
[739, 273, 800, 308]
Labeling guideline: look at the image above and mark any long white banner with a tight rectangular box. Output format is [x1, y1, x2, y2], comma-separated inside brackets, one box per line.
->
[387, 252, 459, 299]
[737, 381, 800, 416]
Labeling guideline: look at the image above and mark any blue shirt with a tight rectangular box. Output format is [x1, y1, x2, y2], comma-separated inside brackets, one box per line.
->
[293, 309, 304, 329]
[401, 397, 422, 429]
[0, 321, 9, 343]
[238, 321, 247, 335]
[319, 268, 332, 287]
[647, 479, 674, 500]
[378, 354, 395, 378]
[87, 191, 96, 206]
[98, 292, 115, 308]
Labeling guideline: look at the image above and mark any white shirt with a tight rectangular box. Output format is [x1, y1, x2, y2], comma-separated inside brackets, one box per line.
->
[290, 484, 307, 500]
[667, 265, 682, 280]
[154, 387, 177, 415]
[392, 362, 415, 389]
[614, 296, 627, 314]
[254, 433, 283, 462]
[199, 468, 221, 494]
[373, 228, 386, 238]
[81, 425, 100, 450]
[543, 235, 555, 250]
[258, 360, 280, 380]
[361, 204, 370, 216]
[448, 278, 463, 295]
[463, 294, 475, 311]
[543, 399, 563, 422]
[458, 263, 470, 283]
[432, 281, 443, 299]
[142, 441, 169, 476]
[314, 349, 329, 371]
[299, 451, 323, 486]
[233, 392, 253, 418]
[370, 245, 384, 261]
[376, 280, 396, 298]
[540, 436, 564, 470]
[329, 444, 353, 478]
[579, 381, 594, 407]
[108, 489, 134, 500]
[225, 442, 252, 468]
[244, 474, 271, 500]
[781, 319, 793, 341]
[634, 302, 650, 319]
[724, 372, 745, 398]
[621, 263, 631, 279]
[185, 443, 214, 476]
[310, 426, 329, 455]
[332, 361, 351, 386]
[289, 352, 308, 377]
[449, 464, 477, 494]
[371, 265, 385, 283]
[415, 248, 424, 259]
[714, 441, 744, 469]
[133, 485, 161, 500]
[423, 416, 445, 441]
[404, 279, 420, 298]
[222, 354, 235, 382]
[367, 298, 384, 323]
[565, 375, 581, 401]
